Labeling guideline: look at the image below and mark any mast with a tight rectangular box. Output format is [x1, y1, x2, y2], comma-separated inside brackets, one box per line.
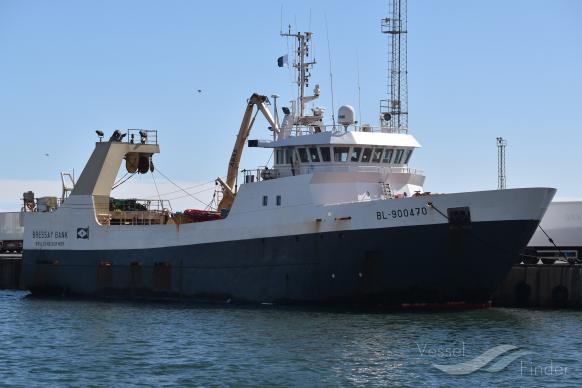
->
[497, 137, 507, 190]
[380, 0, 408, 132]
[281, 28, 317, 121]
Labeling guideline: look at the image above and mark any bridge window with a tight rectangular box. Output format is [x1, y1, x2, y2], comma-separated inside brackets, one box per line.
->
[404, 149, 413, 164]
[276, 195, 282, 206]
[320, 147, 331, 162]
[382, 149, 394, 163]
[372, 148, 383, 163]
[361, 148, 373, 163]
[309, 147, 320, 162]
[394, 149, 404, 164]
[275, 149, 285, 164]
[334, 147, 349, 162]
[262, 196, 268, 206]
[285, 147, 293, 164]
[351, 147, 362, 162]
[298, 148, 309, 163]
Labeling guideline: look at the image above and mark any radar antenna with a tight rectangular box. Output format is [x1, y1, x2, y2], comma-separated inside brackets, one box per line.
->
[380, 0, 408, 132]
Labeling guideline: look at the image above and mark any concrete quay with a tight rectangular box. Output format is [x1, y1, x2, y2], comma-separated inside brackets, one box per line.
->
[0, 254, 23, 290]
[493, 263, 582, 308]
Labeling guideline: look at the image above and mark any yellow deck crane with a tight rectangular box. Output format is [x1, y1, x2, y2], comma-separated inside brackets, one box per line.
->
[216, 93, 279, 210]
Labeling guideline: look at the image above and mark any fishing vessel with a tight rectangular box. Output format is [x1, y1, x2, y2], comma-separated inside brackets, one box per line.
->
[21, 30, 555, 306]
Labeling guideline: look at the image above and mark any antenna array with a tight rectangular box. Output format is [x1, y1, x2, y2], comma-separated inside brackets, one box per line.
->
[497, 137, 507, 190]
[380, 0, 408, 131]
[281, 28, 316, 119]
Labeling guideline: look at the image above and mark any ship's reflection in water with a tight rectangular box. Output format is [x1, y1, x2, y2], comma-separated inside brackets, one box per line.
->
[0, 291, 579, 386]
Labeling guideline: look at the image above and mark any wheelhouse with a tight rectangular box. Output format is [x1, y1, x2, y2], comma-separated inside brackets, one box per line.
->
[273, 145, 414, 167]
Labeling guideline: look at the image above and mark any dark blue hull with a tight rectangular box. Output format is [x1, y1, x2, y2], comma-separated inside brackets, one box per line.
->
[22, 220, 538, 306]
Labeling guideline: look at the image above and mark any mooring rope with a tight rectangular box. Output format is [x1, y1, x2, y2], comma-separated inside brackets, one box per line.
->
[537, 224, 570, 263]
[425, 201, 567, 264]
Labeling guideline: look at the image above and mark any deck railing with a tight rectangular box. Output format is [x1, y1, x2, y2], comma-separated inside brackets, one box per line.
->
[283, 124, 408, 137]
[125, 129, 158, 145]
[241, 164, 424, 184]
[97, 198, 172, 226]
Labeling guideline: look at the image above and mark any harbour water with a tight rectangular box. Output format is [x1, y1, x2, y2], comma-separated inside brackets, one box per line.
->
[0, 291, 579, 386]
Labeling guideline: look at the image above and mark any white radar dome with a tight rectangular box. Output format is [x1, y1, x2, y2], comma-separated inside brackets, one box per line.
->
[338, 105, 356, 127]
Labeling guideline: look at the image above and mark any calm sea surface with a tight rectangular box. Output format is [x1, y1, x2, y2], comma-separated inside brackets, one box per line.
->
[0, 291, 580, 387]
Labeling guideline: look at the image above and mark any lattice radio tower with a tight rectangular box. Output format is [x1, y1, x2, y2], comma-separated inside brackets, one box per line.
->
[380, 0, 408, 131]
[497, 137, 507, 190]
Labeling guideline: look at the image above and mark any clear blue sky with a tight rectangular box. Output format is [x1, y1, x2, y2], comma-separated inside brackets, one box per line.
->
[0, 0, 581, 211]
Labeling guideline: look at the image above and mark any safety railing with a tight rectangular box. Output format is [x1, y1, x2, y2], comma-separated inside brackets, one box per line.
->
[278, 124, 408, 137]
[98, 198, 172, 226]
[126, 129, 158, 145]
[240, 164, 423, 184]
